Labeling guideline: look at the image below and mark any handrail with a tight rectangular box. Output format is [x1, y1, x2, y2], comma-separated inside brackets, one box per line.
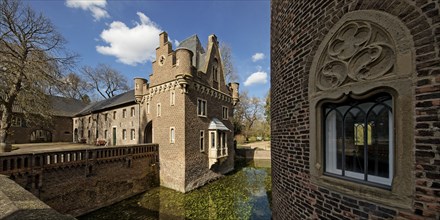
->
[0, 144, 159, 175]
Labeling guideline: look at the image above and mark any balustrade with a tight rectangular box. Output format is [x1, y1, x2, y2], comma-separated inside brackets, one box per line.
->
[0, 144, 158, 174]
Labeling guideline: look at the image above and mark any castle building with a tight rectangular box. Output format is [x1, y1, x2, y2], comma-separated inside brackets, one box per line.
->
[2, 96, 86, 145]
[271, 1, 440, 219]
[73, 32, 239, 192]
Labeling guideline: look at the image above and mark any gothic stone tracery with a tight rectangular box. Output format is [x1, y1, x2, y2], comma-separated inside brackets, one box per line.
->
[316, 21, 396, 91]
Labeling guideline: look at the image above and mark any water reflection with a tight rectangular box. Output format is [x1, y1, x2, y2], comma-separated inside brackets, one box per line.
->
[80, 160, 271, 220]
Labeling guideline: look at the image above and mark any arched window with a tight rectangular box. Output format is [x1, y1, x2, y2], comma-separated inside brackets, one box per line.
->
[323, 93, 393, 186]
[308, 10, 414, 206]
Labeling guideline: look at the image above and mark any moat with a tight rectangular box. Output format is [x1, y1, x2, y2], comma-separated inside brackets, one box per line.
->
[79, 159, 272, 220]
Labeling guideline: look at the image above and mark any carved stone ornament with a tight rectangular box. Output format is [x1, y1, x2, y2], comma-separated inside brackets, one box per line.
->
[316, 21, 396, 91]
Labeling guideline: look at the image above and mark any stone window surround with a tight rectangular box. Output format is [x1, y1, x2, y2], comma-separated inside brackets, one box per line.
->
[122, 129, 127, 140]
[170, 91, 175, 106]
[197, 98, 207, 117]
[11, 116, 22, 127]
[130, 107, 135, 117]
[222, 106, 229, 120]
[157, 103, 161, 117]
[122, 109, 127, 118]
[130, 129, 135, 140]
[170, 127, 175, 144]
[308, 10, 415, 210]
[200, 130, 205, 152]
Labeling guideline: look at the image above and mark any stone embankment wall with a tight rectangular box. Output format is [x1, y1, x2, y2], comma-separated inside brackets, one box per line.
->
[0, 175, 74, 220]
[0, 144, 159, 217]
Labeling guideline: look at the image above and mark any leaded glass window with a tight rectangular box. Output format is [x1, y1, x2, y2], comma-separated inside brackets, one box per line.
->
[324, 93, 393, 186]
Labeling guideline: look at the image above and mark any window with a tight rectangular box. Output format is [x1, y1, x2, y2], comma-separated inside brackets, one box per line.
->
[75, 119, 77, 124]
[11, 116, 22, 127]
[170, 127, 175, 143]
[88, 117, 91, 123]
[222, 106, 229, 120]
[157, 103, 161, 117]
[122, 129, 127, 140]
[122, 109, 127, 118]
[307, 10, 413, 207]
[130, 129, 135, 140]
[200, 130, 205, 152]
[131, 107, 135, 117]
[170, 91, 175, 106]
[88, 130, 91, 138]
[212, 59, 218, 82]
[113, 111, 116, 120]
[104, 130, 108, 139]
[209, 130, 228, 158]
[197, 99, 207, 116]
[147, 103, 150, 114]
[210, 131, 215, 148]
[104, 114, 108, 121]
[218, 131, 227, 157]
[324, 93, 393, 186]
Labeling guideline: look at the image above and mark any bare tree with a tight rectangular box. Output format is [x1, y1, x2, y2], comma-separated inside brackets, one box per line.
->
[233, 91, 263, 141]
[220, 42, 238, 83]
[0, 0, 75, 148]
[52, 72, 91, 103]
[82, 64, 129, 100]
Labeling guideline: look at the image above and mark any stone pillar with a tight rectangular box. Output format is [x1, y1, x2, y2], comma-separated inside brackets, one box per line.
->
[0, 142, 12, 153]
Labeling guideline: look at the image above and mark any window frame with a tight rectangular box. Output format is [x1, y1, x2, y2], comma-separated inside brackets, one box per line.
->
[307, 10, 415, 209]
[170, 127, 175, 144]
[170, 91, 175, 106]
[122, 109, 127, 118]
[130, 129, 135, 140]
[157, 103, 161, 117]
[212, 58, 219, 82]
[222, 106, 229, 120]
[122, 129, 127, 140]
[310, 87, 413, 209]
[322, 93, 394, 188]
[131, 107, 135, 117]
[197, 98, 207, 117]
[11, 116, 22, 127]
[200, 130, 205, 152]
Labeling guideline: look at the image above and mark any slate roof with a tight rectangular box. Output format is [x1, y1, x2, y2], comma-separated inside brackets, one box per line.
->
[50, 96, 88, 117]
[208, 118, 230, 131]
[7, 95, 87, 117]
[75, 90, 135, 116]
[177, 35, 206, 71]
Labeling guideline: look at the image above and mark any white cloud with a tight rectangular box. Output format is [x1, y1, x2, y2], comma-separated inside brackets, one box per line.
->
[174, 40, 180, 47]
[65, 0, 110, 21]
[244, 71, 268, 86]
[96, 12, 163, 66]
[252, 52, 265, 62]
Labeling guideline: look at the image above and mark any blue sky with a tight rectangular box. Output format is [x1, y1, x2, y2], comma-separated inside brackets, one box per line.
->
[26, 0, 270, 99]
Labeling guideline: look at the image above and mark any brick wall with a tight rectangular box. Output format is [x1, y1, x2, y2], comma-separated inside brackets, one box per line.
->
[271, 0, 440, 219]
[9, 116, 73, 144]
[184, 84, 235, 191]
[0, 144, 159, 217]
[73, 104, 140, 146]
[149, 85, 186, 192]
[142, 32, 237, 192]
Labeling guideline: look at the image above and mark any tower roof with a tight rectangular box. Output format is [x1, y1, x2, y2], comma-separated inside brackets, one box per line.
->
[177, 34, 206, 71]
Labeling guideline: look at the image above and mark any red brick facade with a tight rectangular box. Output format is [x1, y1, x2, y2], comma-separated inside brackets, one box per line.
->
[271, 0, 440, 219]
